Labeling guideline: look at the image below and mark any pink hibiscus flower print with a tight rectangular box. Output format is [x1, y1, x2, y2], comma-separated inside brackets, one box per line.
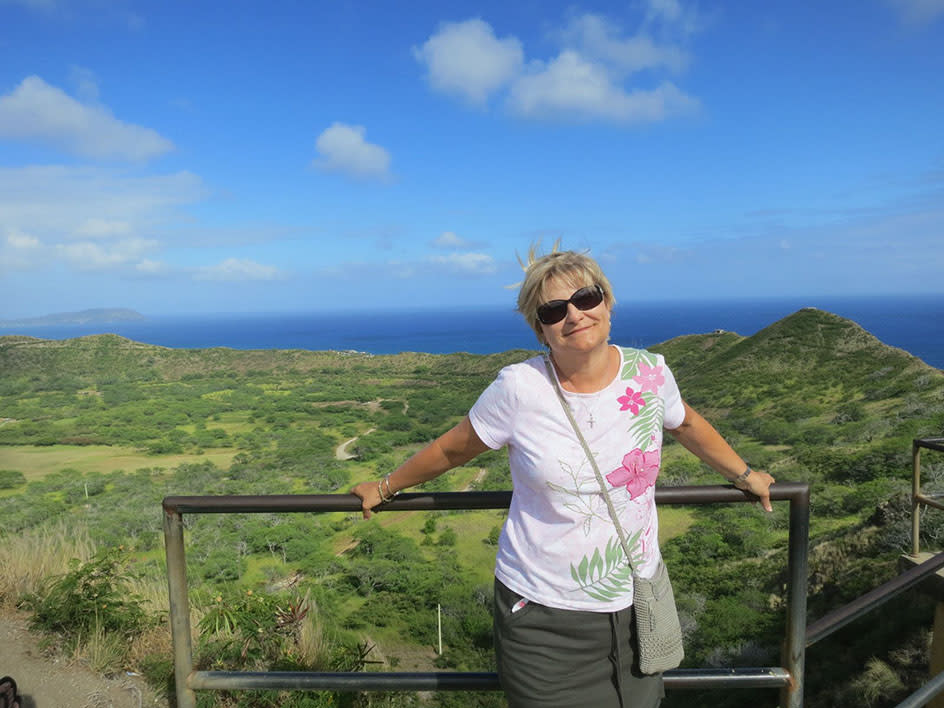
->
[606, 448, 661, 499]
[633, 362, 665, 394]
[617, 387, 646, 414]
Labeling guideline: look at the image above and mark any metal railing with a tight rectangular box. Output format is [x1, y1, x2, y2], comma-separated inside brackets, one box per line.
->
[913, 437, 944, 556]
[801, 437, 944, 708]
[164, 483, 810, 708]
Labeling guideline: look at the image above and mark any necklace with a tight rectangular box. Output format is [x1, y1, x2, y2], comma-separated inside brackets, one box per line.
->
[571, 390, 605, 429]
[547, 351, 610, 429]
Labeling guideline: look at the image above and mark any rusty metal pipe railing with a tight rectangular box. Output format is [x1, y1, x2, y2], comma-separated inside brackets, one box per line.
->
[163, 483, 809, 708]
[914, 437, 944, 554]
[185, 667, 793, 691]
[895, 668, 944, 708]
[916, 495, 944, 513]
[163, 502, 197, 708]
[806, 551, 944, 646]
[915, 441, 924, 555]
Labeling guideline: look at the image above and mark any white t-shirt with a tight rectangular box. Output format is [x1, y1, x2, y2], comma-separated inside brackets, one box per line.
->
[469, 346, 686, 612]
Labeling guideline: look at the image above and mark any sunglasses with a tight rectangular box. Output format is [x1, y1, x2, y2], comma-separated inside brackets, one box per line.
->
[537, 285, 605, 325]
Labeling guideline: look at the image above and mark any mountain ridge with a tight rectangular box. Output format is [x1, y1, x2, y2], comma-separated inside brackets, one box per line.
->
[0, 308, 146, 327]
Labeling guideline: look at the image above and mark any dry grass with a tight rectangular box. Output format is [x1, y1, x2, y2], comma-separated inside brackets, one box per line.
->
[850, 657, 905, 707]
[295, 596, 332, 670]
[126, 568, 170, 616]
[0, 522, 95, 606]
[71, 619, 129, 675]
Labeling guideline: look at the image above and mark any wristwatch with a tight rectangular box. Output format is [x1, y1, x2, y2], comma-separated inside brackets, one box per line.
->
[733, 464, 752, 487]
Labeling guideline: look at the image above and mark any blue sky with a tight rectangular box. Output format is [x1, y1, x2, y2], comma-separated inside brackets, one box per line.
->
[1, 0, 943, 318]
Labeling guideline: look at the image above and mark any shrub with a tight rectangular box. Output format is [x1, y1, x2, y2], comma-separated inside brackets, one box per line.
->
[27, 546, 151, 640]
[437, 527, 458, 546]
[0, 469, 25, 489]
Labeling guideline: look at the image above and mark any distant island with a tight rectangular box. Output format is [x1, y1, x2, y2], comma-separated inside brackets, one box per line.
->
[0, 308, 146, 327]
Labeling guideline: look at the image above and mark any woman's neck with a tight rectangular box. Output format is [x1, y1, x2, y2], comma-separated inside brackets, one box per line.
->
[550, 344, 617, 393]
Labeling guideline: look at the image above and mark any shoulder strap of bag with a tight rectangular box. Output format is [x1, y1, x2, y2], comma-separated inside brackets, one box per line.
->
[543, 354, 637, 572]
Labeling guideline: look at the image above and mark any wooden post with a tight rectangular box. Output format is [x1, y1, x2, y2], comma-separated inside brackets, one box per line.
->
[914, 442, 923, 556]
[931, 603, 944, 708]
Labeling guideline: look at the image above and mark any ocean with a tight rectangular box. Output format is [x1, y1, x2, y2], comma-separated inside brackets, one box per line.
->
[2, 295, 942, 369]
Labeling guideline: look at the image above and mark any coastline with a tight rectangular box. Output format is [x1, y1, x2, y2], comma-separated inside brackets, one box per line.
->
[1, 294, 942, 369]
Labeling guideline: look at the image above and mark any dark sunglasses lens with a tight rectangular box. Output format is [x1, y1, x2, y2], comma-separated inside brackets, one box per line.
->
[537, 301, 568, 325]
[571, 286, 603, 311]
[537, 286, 603, 325]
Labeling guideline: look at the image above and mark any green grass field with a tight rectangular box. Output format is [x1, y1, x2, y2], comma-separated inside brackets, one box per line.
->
[0, 444, 238, 480]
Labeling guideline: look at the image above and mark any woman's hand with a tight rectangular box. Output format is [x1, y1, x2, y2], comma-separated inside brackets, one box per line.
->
[349, 416, 490, 521]
[668, 402, 778, 512]
[351, 480, 384, 519]
[734, 468, 776, 512]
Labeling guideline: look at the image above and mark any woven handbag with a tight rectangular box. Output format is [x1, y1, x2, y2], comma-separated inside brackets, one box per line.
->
[544, 355, 684, 674]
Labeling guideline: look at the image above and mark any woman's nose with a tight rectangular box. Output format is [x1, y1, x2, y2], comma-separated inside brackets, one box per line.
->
[564, 302, 583, 322]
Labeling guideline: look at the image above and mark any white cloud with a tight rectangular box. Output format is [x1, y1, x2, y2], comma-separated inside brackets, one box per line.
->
[136, 259, 165, 274]
[628, 243, 689, 265]
[0, 166, 207, 276]
[313, 122, 391, 181]
[559, 13, 688, 75]
[75, 218, 133, 239]
[415, 9, 701, 124]
[413, 19, 524, 105]
[6, 228, 41, 250]
[0, 166, 206, 244]
[0, 76, 174, 161]
[56, 237, 158, 270]
[508, 52, 698, 122]
[0, 0, 58, 10]
[195, 257, 283, 282]
[887, 0, 944, 26]
[69, 65, 100, 101]
[646, 0, 683, 22]
[432, 231, 470, 249]
[0, 228, 44, 271]
[429, 251, 497, 275]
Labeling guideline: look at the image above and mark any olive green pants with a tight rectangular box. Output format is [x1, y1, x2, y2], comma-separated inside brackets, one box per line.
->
[494, 579, 664, 708]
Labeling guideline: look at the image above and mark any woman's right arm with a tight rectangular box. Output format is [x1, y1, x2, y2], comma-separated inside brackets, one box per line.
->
[350, 415, 491, 518]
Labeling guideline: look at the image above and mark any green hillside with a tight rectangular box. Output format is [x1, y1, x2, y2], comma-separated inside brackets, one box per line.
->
[1, 308, 943, 708]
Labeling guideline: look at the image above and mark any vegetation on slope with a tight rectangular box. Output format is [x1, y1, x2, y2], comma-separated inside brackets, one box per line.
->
[1, 307, 943, 707]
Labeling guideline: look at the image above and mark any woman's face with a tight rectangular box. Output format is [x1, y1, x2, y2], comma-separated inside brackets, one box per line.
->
[539, 277, 611, 356]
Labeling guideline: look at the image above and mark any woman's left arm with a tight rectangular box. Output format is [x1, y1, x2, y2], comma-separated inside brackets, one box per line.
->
[667, 401, 776, 512]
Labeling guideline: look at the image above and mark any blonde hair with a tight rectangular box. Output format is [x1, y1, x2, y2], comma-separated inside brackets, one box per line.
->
[516, 243, 615, 346]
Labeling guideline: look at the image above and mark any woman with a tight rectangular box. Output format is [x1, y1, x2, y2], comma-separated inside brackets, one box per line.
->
[352, 247, 775, 708]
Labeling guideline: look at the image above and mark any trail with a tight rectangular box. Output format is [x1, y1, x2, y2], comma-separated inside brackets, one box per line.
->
[335, 428, 375, 461]
[0, 610, 162, 708]
[335, 468, 489, 557]
[462, 467, 488, 491]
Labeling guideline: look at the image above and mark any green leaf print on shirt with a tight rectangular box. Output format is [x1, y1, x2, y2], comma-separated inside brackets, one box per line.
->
[569, 532, 643, 601]
[620, 348, 658, 382]
[629, 393, 664, 452]
[619, 348, 665, 452]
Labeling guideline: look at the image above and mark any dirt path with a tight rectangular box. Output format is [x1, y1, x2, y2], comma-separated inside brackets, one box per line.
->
[463, 468, 488, 491]
[334, 428, 375, 461]
[0, 610, 163, 707]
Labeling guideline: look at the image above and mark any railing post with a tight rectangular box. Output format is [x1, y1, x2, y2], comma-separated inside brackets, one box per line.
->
[160, 488, 807, 703]
[781, 485, 810, 708]
[164, 506, 197, 708]
[914, 441, 923, 556]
